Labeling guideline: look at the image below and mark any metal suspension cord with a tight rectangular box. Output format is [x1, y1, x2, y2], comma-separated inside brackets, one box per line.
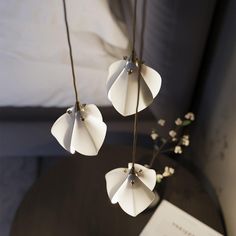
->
[131, 0, 137, 61]
[62, 0, 80, 109]
[131, 0, 147, 169]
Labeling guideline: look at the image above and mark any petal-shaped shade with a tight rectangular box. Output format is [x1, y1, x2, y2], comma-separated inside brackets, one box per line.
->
[50, 107, 75, 153]
[141, 64, 162, 100]
[114, 175, 155, 217]
[107, 59, 162, 116]
[105, 163, 157, 216]
[107, 60, 126, 88]
[105, 168, 128, 203]
[51, 104, 107, 156]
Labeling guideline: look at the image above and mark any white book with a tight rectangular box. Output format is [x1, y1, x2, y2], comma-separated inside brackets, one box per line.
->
[140, 200, 224, 236]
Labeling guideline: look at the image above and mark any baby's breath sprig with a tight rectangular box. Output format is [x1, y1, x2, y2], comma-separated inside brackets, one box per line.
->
[157, 119, 166, 126]
[149, 112, 195, 168]
[156, 166, 175, 183]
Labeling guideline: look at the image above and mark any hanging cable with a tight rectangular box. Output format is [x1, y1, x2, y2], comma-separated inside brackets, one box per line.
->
[131, 0, 147, 169]
[131, 0, 137, 61]
[62, 0, 80, 109]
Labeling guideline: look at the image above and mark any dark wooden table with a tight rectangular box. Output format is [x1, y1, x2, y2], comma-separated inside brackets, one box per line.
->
[10, 134, 226, 236]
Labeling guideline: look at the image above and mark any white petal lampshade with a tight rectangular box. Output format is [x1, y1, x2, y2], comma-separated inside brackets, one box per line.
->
[107, 58, 162, 116]
[105, 163, 156, 217]
[51, 104, 107, 156]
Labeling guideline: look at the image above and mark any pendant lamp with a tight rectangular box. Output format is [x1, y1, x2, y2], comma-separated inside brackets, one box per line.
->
[106, 0, 162, 116]
[51, 0, 107, 156]
[105, 0, 158, 216]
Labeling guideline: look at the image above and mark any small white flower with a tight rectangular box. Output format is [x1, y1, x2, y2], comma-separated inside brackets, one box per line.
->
[156, 174, 163, 183]
[169, 130, 177, 138]
[175, 118, 183, 126]
[164, 166, 169, 173]
[183, 135, 189, 140]
[172, 137, 177, 142]
[162, 172, 169, 177]
[157, 119, 166, 126]
[181, 135, 190, 146]
[174, 145, 182, 154]
[105, 163, 156, 217]
[150, 130, 158, 140]
[158, 167, 175, 180]
[182, 139, 190, 146]
[163, 167, 175, 177]
[185, 112, 195, 121]
[169, 167, 175, 175]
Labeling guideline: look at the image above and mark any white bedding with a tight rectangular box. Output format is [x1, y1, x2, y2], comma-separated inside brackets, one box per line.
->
[0, 0, 128, 107]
